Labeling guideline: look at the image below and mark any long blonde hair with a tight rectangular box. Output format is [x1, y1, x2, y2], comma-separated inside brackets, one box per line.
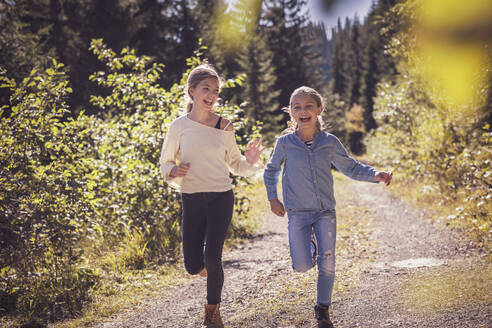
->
[184, 64, 221, 113]
[282, 86, 326, 133]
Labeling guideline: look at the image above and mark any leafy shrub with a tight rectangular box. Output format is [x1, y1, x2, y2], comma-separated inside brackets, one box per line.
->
[366, 69, 491, 248]
[0, 63, 100, 322]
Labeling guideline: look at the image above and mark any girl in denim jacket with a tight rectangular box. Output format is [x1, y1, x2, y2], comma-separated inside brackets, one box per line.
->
[263, 86, 392, 328]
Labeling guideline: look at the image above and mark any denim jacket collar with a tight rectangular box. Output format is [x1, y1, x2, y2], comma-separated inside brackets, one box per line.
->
[291, 130, 323, 149]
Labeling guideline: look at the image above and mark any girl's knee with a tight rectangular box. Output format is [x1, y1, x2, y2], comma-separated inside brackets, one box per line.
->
[184, 261, 203, 275]
[204, 255, 222, 271]
[317, 251, 335, 275]
[292, 262, 313, 273]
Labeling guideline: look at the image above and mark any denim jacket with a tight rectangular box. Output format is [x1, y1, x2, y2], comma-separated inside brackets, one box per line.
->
[263, 131, 378, 212]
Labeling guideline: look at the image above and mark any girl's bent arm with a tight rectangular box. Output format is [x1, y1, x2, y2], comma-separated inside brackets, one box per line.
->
[263, 138, 286, 200]
[331, 136, 378, 183]
[159, 123, 180, 182]
[225, 132, 259, 177]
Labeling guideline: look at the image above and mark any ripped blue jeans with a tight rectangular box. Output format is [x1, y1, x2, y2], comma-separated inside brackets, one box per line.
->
[287, 210, 336, 306]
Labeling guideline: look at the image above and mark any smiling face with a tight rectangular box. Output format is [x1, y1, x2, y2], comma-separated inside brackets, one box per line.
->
[290, 93, 322, 130]
[189, 77, 220, 112]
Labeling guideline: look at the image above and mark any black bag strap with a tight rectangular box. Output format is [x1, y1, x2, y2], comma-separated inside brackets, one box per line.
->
[215, 116, 222, 129]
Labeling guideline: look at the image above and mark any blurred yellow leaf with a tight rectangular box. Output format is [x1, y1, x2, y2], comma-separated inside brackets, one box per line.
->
[413, 0, 491, 110]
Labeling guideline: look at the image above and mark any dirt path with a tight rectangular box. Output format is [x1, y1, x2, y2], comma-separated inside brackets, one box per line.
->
[332, 182, 490, 328]
[93, 178, 490, 328]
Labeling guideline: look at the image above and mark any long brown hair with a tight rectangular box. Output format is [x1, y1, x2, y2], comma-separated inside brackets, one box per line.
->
[184, 64, 221, 113]
[282, 86, 326, 134]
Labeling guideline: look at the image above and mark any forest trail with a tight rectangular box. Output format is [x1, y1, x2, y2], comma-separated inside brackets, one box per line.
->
[91, 175, 490, 328]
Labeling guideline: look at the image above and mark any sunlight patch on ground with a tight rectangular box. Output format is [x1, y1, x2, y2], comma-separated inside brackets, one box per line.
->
[397, 260, 491, 315]
[390, 257, 445, 269]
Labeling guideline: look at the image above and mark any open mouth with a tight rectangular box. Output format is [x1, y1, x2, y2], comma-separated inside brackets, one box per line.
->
[203, 99, 214, 106]
[299, 117, 311, 123]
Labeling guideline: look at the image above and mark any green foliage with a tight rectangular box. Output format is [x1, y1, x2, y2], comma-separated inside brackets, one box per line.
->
[365, 0, 491, 251]
[441, 125, 491, 245]
[0, 40, 262, 325]
[366, 66, 491, 249]
[322, 91, 347, 142]
[364, 0, 491, 249]
[88, 39, 182, 248]
[0, 61, 99, 322]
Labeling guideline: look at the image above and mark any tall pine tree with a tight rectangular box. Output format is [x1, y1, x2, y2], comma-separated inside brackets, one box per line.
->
[301, 21, 327, 93]
[359, 0, 399, 130]
[331, 17, 346, 97]
[343, 15, 362, 107]
[130, 0, 199, 88]
[328, 1, 400, 153]
[261, 0, 324, 135]
[238, 34, 281, 142]
[234, 0, 281, 142]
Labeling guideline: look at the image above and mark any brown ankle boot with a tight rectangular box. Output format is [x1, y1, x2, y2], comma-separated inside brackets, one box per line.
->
[314, 304, 334, 328]
[202, 304, 224, 328]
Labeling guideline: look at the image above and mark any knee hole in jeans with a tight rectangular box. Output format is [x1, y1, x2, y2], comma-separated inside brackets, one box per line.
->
[292, 263, 312, 273]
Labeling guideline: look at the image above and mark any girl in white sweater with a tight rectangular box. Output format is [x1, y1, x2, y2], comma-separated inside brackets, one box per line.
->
[160, 64, 264, 328]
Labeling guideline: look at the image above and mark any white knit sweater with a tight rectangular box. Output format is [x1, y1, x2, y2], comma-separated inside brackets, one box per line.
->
[159, 115, 259, 193]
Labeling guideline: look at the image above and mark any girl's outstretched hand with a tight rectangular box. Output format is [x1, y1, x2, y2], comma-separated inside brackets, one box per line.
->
[269, 199, 286, 217]
[375, 171, 393, 186]
[245, 138, 265, 164]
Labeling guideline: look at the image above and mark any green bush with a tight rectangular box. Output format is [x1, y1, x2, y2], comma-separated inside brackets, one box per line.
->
[0, 62, 100, 322]
[366, 70, 491, 248]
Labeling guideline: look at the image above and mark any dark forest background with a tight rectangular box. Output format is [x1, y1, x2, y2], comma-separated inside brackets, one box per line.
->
[0, 0, 399, 151]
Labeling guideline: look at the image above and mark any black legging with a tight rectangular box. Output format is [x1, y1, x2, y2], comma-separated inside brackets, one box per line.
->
[181, 189, 234, 305]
